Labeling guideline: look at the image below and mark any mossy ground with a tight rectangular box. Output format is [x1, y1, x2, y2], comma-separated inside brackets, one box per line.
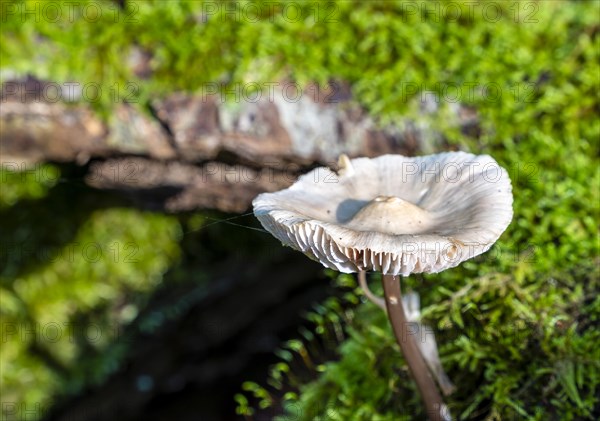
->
[2, 1, 599, 420]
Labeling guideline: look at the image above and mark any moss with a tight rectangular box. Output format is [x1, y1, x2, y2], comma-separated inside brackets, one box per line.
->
[2, 1, 599, 419]
[0, 178, 181, 418]
[0, 164, 60, 208]
[0, 203, 179, 415]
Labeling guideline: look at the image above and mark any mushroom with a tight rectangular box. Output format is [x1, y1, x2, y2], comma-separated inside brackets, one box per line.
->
[253, 152, 513, 420]
[358, 271, 457, 397]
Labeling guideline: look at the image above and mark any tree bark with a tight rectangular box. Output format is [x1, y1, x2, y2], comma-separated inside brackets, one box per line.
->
[1, 77, 477, 213]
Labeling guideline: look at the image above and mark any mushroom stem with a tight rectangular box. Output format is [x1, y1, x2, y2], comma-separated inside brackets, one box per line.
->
[381, 274, 450, 421]
[358, 271, 386, 310]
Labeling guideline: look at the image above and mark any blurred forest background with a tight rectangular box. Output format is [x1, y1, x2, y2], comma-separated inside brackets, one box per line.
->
[1, 1, 599, 420]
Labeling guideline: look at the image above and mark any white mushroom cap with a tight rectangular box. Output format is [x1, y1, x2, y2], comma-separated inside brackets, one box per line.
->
[253, 152, 513, 276]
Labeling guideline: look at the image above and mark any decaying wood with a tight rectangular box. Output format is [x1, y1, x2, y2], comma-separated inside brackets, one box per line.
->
[1, 77, 476, 212]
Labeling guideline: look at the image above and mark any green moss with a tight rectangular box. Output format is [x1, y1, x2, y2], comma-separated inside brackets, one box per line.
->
[239, 267, 598, 420]
[0, 164, 60, 208]
[1, 199, 181, 417]
[2, 1, 599, 419]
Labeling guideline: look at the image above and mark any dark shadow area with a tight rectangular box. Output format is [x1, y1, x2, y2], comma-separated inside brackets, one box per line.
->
[0, 163, 130, 283]
[8, 167, 337, 421]
[335, 198, 369, 223]
[43, 228, 333, 421]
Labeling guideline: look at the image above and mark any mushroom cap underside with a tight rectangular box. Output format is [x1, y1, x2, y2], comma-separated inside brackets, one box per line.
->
[253, 152, 513, 276]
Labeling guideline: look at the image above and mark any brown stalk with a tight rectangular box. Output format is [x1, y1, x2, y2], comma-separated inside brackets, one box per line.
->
[381, 274, 449, 421]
